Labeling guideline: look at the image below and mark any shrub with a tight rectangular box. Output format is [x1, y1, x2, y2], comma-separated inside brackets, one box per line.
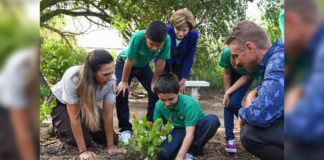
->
[118, 115, 173, 160]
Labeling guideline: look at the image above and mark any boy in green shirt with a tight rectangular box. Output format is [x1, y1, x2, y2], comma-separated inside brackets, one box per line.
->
[153, 73, 220, 160]
[219, 48, 260, 153]
[116, 20, 171, 145]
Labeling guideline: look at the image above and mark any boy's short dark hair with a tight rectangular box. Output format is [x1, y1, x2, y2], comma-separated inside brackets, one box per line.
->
[154, 73, 179, 94]
[146, 20, 167, 42]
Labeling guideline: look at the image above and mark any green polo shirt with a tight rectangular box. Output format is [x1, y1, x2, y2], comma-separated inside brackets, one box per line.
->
[120, 30, 171, 67]
[153, 94, 205, 128]
[218, 48, 260, 80]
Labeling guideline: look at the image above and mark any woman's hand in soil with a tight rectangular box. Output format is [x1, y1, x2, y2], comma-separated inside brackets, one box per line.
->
[116, 81, 130, 97]
[79, 151, 96, 159]
[107, 146, 126, 153]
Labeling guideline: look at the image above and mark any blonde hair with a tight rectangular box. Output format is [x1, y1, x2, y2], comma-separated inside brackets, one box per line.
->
[74, 50, 113, 132]
[226, 20, 271, 50]
[170, 9, 195, 30]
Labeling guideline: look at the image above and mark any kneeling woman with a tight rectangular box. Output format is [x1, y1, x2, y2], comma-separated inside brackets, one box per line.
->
[51, 50, 122, 159]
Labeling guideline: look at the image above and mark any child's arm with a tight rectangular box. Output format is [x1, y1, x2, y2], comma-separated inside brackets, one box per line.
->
[116, 58, 135, 97]
[151, 59, 166, 92]
[224, 75, 252, 106]
[175, 126, 196, 160]
[223, 68, 232, 106]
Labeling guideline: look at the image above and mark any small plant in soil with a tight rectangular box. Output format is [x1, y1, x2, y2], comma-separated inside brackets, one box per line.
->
[118, 114, 173, 160]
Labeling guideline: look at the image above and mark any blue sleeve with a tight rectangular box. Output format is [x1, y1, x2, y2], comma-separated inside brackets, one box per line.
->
[181, 30, 198, 78]
[239, 53, 284, 127]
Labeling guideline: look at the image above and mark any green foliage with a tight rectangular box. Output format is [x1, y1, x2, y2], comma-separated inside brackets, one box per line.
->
[40, 42, 87, 84]
[0, 3, 38, 69]
[118, 115, 173, 160]
[40, 85, 56, 124]
[191, 36, 225, 90]
[258, 0, 284, 43]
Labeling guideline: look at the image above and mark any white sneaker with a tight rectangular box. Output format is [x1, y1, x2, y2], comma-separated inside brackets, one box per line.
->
[120, 130, 132, 145]
[184, 153, 194, 160]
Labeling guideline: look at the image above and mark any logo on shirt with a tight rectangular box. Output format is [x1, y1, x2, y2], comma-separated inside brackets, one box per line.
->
[177, 112, 185, 121]
[139, 51, 145, 55]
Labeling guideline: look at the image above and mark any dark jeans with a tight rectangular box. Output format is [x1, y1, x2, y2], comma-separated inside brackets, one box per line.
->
[285, 139, 324, 160]
[165, 62, 183, 81]
[115, 57, 159, 132]
[51, 99, 118, 146]
[240, 120, 284, 160]
[224, 69, 252, 140]
[158, 114, 221, 160]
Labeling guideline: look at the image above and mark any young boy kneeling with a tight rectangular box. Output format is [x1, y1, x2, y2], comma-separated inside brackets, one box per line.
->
[153, 73, 220, 160]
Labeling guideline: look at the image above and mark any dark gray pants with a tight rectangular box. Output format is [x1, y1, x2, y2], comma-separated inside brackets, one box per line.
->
[240, 120, 284, 160]
[51, 99, 118, 146]
[285, 140, 324, 160]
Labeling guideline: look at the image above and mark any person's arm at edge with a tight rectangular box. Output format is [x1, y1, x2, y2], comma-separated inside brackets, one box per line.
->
[9, 108, 37, 160]
[151, 59, 166, 92]
[175, 126, 196, 160]
[116, 58, 135, 97]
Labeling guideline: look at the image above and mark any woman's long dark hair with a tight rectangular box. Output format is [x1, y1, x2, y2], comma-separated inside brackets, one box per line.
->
[74, 50, 113, 131]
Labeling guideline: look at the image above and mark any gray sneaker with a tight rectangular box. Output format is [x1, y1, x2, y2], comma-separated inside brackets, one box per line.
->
[184, 153, 194, 160]
[120, 130, 132, 145]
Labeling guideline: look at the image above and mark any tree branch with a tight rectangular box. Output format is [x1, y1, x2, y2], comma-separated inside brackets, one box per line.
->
[41, 24, 73, 48]
[41, 9, 111, 24]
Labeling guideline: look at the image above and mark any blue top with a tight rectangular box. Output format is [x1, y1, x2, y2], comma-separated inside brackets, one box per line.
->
[239, 39, 284, 128]
[285, 22, 324, 145]
[166, 25, 199, 78]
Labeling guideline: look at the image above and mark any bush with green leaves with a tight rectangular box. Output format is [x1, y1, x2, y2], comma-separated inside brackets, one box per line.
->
[40, 42, 87, 85]
[118, 115, 173, 160]
[40, 85, 56, 123]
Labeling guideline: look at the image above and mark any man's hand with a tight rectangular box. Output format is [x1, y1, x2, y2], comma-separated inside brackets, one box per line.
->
[116, 81, 130, 97]
[285, 86, 303, 113]
[179, 78, 186, 93]
[238, 116, 246, 131]
[107, 146, 126, 153]
[245, 90, 258, 106]
[79, 151, 96, 159]
[223, 91, 231, 106]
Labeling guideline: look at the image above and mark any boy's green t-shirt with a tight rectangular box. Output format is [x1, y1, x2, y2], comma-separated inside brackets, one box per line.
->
[153, 94, 205, 128]
[120, 30, 171, 67]
[218, 48, 260, 80]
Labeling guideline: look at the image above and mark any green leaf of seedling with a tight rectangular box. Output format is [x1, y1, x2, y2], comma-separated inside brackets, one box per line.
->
[156, 138, 163, 145]
[154, 118, 162, 127]
[141, 115, 147, 123]
[44, 106, 52, 114]
[117, 141, 124, 147]
[168, 134, 172, 143]
[129, 139, 135, 147]
[165, 123, 172, 130]
[160, 147, 166, 152]
[120, 148, 125, 152]
[147, 146, 154, 155]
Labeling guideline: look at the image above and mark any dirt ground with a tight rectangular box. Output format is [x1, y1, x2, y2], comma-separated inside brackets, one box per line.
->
[40, 88, 258, 160]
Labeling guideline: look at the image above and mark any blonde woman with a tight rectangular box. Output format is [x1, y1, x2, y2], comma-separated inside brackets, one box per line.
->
[51, 50, 122, 159]
[162, 9, 199, 93]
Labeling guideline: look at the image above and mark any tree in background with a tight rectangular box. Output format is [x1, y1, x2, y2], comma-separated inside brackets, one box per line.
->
[40, 0, 283, 88]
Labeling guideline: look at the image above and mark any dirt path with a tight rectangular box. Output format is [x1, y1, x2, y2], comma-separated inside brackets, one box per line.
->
[40, 89, 258, 160]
